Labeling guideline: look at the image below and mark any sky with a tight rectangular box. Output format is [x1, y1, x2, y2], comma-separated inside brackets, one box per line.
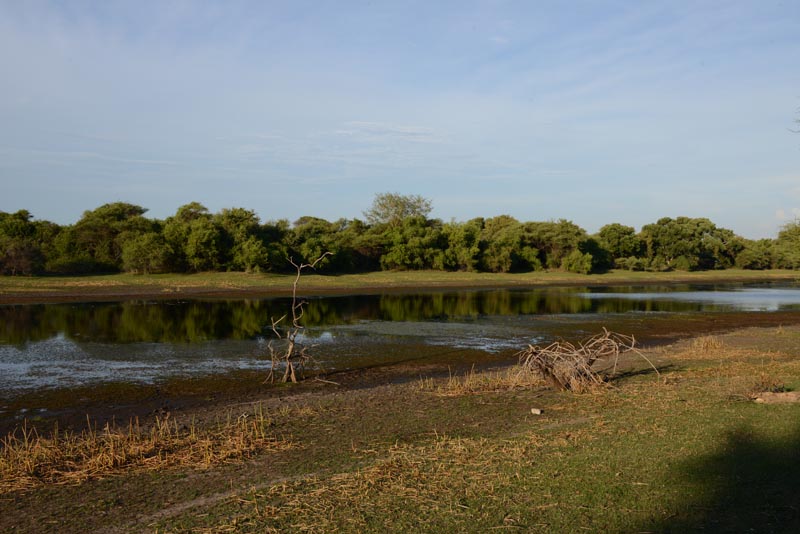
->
[0, 1, 798, 239]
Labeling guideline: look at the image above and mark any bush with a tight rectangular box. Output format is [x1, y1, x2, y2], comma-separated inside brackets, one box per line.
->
[672, 255, 694, 271]
[561, 250, 593, 274]
[735, 246, 773, 270]
[121, 233, 172, 274]
[615, 256, 646, 271]
[646, 256, 672, 272]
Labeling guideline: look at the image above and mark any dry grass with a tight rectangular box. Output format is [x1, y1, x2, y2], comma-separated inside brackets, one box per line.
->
[207, 434, 542, 533]
[747, 372, 788, 399]
[416, 366, 543, 396]
[159, 341, 800, 533]
[691, 335, 725, 352]
[0, 406, 290, 494]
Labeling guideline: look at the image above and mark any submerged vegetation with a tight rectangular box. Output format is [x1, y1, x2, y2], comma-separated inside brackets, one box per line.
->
[2, 193, 799, 277]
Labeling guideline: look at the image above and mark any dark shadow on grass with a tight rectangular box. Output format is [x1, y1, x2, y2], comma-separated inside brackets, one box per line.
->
[636, 425, 800, 534]
[606, 364, 677, 381]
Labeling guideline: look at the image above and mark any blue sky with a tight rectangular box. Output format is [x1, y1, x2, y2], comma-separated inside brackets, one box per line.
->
[1, 0, 798, 238]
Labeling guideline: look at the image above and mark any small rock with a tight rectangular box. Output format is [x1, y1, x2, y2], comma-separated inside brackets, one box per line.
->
[754, 391, 800, 404]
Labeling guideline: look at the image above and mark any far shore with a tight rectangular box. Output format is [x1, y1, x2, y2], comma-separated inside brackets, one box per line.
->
[0, 269, 797, 304]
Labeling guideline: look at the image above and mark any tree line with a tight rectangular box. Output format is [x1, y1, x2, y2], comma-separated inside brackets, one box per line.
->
[1, 193, 798, 276]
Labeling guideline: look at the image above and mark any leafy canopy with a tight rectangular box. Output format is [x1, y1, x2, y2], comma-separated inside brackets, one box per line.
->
[363, 193, 432, 227]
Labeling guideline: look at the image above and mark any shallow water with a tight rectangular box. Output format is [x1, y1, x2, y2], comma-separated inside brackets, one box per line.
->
[1, 283, 800, 396]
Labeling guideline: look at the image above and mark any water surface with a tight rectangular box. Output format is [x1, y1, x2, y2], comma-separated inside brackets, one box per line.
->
[2, 283, 800, 396]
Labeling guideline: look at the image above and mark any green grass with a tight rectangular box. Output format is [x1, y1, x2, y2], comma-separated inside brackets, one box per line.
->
[150, 330, 799, 533]
[0, 269, 797, 301]
[2, 327, 800, 533]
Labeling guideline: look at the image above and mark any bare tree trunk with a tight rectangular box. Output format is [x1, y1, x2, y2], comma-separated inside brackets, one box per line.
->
[266, 252, 332, 384]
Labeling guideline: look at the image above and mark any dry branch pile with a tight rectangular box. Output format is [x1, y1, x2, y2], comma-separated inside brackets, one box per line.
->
[517, 328, 658, 392]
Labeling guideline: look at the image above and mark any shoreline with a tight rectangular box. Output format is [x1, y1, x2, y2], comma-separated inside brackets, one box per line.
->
[3, 323, 800, 533]
[0, 269, 797, 304]
[5, 309, 800, 437]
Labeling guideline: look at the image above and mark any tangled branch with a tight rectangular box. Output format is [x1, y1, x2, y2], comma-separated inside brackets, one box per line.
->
[517, 328, 659, 392]
[265, 252, 332, 383]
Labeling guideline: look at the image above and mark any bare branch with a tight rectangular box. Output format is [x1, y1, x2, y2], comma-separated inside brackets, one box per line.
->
[517, 329, 660, 393]
[264, 252, 331, 383]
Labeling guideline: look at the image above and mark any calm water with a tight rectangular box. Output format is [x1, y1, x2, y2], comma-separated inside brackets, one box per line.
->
[2, 283, 800, 395]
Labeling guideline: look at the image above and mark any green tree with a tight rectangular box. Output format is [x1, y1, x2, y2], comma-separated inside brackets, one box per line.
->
[229, 236, 270, 272]
[774, 220, 800, 269]
[259, 219, 292, 272]
[561, 249, 594, 274]
[121, 232, 172, 274]
[289, 217, 338, 270]
[597, 223, 643, 266]
[735, 239, 774, 270]
[364, 193, 432, 228]
[0, 210, 45, 275]
[442, 218, 483, 271]
[342, 219, 383, 272]
[524, 220, 587, 270]
[640, 217, 741, 271]
[479, 216, 541, 273]
[184, 218, 223, 271]
[379, 216, 447, 270]
[214, 207, 269, 272]
[216, 207, 260, 244]
[163, 202, 216, 272]
[53, 202, 153, 272]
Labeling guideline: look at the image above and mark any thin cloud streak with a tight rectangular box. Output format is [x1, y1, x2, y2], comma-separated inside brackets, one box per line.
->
[0, 1, 798, 236]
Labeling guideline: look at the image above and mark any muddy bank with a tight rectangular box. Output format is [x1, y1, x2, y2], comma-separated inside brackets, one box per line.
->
[4, 309, 800, 436]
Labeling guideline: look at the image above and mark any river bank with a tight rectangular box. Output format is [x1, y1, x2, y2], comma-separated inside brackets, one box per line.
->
[2, 325, 800, 533]
[1, 269, 798, 304]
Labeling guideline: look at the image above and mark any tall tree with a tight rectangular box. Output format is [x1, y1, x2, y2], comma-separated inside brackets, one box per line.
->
[442, 218, 483, 272]
[640, 217, 741, 271]
[379, 216, 447, 270]
[0, 210, 45, 275]
[67, 202, 153, 272]
[364, 193, 432, 228]
[597, 224, 643, 262]
[524, 220, 587, 270]
[215, 207, 268, 272]
[479, 216, 541, 273]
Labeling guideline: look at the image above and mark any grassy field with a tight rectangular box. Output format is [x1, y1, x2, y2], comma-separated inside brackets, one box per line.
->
[0, 269, 798, 302]
[2, 326, 799, 533]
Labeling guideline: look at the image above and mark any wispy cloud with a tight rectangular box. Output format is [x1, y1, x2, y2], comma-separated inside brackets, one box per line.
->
[0, 2, 798, 235]
[334, 122, 443, 144]
[0, 147, 180, 167]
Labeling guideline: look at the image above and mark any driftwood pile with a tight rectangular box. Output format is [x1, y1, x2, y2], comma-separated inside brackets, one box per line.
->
[517, 328, 659, 392]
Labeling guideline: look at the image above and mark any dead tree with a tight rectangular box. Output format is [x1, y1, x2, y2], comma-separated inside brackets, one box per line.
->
[265, 252, 331, 383]
[517, 328, 659, 392]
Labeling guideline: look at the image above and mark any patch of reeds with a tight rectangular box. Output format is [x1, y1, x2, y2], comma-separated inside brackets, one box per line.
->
[417, 366, 543, 396]
[0, 405, 290, 494]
